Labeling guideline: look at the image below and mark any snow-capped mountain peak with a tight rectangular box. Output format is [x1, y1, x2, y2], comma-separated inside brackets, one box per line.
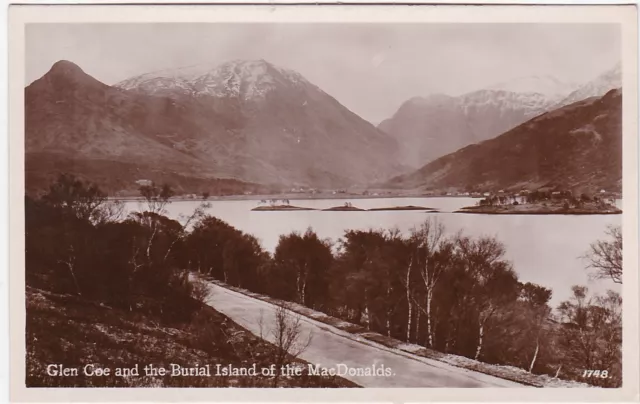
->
[116, 59, 309, 100]
[556, 62, 621, 108]
[487, 75, 579, 100]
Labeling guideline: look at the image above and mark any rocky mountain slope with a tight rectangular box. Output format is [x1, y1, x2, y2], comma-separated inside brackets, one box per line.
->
[378, 75, 577, 167]
[26, 60, 403, 194]
[384, 89, 622, 194]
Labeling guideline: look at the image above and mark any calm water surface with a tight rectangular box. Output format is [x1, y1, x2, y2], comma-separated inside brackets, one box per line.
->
[126, 197, 621, 307]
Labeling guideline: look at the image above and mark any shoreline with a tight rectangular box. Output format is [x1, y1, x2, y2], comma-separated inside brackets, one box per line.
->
[457, 210, 622, 215]
[112, 194, 480, 203]
[249, 204, 440, 212]
[457, 206, 622, 215]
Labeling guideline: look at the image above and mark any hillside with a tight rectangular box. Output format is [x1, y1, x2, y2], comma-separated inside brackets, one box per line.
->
[377, 77, 573, 166]
[384, 89, 622, 194]
[26, 60, 404, 194]
[26, 286, 356, 388]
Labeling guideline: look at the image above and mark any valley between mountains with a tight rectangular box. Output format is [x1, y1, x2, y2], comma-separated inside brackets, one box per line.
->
[25, 59, 622, 196]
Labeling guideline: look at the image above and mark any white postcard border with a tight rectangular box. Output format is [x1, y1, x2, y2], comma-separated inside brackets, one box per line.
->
[8, 4, 639, 402]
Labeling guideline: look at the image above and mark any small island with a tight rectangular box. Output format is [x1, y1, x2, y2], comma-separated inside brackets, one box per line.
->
[252, 205, 316, 211]
[368, 205, 438, 212]
[322, 202, 365, 211]
[457, 190, 622, 215]
[251, 199, 315, 211]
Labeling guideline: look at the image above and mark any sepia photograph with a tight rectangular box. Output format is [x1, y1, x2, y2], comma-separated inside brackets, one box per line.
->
[8, 3, 639, 402]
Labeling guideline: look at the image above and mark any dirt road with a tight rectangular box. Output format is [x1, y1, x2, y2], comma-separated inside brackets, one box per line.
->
[203, 282, 524, 388]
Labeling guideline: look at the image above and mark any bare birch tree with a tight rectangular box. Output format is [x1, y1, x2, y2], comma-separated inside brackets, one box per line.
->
[258, 303, 313, 387]
[409, 218, 452, 348]
[583, 225, 622, 284]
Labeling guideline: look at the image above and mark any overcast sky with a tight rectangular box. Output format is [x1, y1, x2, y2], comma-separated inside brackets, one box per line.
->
[26, 23, 620, 123]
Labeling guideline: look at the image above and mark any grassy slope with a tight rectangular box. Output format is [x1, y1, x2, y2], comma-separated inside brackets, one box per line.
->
[26, 286, 357, 388]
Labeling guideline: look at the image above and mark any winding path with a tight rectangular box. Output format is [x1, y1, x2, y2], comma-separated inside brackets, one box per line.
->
[203, 282, 524, 388]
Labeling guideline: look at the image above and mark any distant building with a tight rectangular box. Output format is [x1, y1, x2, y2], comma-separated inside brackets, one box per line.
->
[600, 189, 607, 193]
[483, 192, 491, 197]
[135, 179, 152, 186]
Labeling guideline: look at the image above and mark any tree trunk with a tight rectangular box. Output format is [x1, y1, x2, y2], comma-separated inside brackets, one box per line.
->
[364, 305, 370, 330]
[554, 364, 562, 378]
[65, 261, 81, 296]
[529, 340, 540, 373]
[296, 270, 301, 302]
[386, 284, 392, 337]
[474, 320, 484, 360]
[364, 291, 371, 331]
[426, 288, 433, 347]
[405, 261, 413, 342]
[147, 221, 158, 261]
[301, 273, 307, 306]
[406, 297, 412, 342]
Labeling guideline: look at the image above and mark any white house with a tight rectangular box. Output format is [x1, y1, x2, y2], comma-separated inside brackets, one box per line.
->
[135, 179, 152, 186]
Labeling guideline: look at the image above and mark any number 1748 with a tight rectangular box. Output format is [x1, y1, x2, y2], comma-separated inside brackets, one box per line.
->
[582, 370, 609, 378]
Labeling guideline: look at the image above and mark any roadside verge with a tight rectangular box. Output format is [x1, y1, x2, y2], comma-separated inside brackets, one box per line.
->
[201, 276, 590, 388]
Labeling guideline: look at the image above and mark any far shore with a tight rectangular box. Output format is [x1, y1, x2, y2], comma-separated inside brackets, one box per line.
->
[108, 193, 481, 203]
[457, 204, 622, 215]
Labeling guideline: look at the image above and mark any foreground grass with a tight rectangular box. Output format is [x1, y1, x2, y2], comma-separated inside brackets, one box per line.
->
[26, 286, 357, 388]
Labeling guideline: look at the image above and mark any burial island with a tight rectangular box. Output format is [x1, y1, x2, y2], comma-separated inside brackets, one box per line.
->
[322, 202, 365, 211]
[368, 205, 438, 212]
[251, 205, 316, 211]
[251, 199, 316, 211]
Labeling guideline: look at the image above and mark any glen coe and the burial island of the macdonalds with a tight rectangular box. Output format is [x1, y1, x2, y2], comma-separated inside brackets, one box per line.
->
[23, 22, 623, 390]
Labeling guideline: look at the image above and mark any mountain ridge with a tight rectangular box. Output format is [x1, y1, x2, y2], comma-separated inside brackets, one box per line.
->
[378, 85, 562, 167]
[377, 70, 618, 169]
[555, 63, 621, 108]
[383, 89, 622, 194]
[26, 59, 405, 193]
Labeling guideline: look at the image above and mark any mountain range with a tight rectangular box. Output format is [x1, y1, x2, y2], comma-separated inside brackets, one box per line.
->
[384, 88, 622, 193]
[25, 60, 404, 194]
[25, 59, 622, 195]
[377, 64, 621, 168]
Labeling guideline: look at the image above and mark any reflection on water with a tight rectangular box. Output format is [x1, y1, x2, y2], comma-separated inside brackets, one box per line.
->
[126, 197, 621, 307]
